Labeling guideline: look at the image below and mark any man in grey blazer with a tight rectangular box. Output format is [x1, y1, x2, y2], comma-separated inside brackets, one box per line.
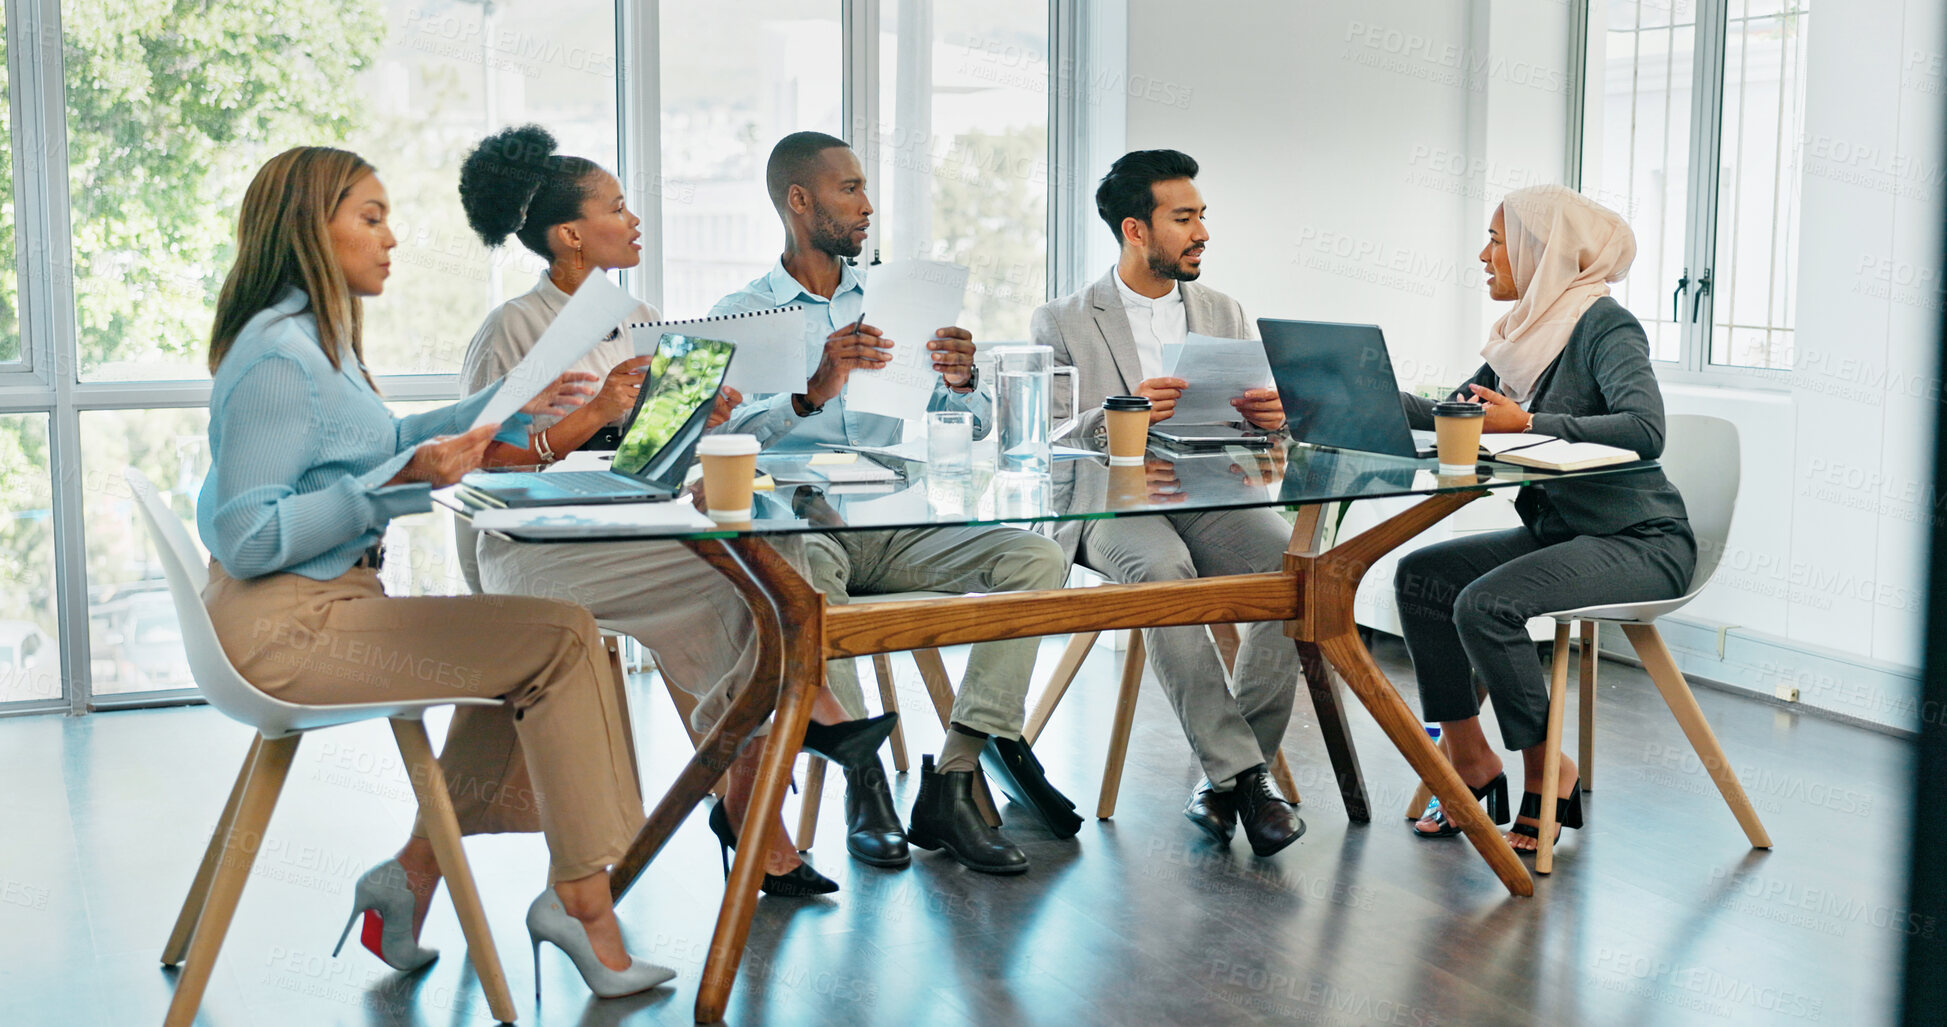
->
[1031, 150, 1305, 857]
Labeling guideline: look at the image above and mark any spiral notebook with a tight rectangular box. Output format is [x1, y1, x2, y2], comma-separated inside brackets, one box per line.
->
[629, 305, 806, 395]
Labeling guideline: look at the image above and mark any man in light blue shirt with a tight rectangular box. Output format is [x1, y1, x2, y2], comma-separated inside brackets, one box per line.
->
[708, 131, 1078, 876]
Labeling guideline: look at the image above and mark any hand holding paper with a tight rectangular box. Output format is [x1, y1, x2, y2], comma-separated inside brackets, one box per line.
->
[1159, 333, 1278, 425]
[845, 259, 971, 420]
[470, 272, 643, 429]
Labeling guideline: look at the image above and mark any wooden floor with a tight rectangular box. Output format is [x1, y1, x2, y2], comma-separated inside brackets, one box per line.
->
[0, 634, 1910, 1026]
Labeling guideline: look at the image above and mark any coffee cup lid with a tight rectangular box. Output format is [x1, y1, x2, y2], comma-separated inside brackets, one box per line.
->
[1103, 395, 1153, 411]
[1432, 401, 1485, 418]
[696, 434, 761, 456]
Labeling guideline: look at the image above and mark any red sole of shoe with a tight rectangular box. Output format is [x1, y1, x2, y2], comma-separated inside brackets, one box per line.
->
[360, 909, 384, 961]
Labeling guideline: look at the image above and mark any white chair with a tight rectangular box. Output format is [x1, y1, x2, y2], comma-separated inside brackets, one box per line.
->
[1530, 415, 1774, 873]
[130, 469, 518, 1026]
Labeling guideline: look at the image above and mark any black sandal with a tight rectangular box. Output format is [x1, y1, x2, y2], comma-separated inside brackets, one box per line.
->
[1508, 780, 1585, 846]
[1411, 772, 1510, 839]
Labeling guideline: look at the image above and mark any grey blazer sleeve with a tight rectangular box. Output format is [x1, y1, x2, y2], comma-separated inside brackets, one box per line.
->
[1528, 318, 1666, 458]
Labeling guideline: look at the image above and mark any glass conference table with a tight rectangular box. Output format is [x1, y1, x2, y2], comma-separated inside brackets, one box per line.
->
[450, 439, 1652, 1023]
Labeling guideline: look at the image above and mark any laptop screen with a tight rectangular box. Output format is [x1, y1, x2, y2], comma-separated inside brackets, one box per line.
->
[1258, 319, 1420, 459]
[612, 334, 736, 480]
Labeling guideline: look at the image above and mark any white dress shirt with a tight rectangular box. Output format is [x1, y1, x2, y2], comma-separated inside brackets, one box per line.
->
[1113, 269, 1186, 382]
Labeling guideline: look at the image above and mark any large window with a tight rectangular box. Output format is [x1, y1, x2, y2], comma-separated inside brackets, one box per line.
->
[1580, 0, 1810, 373]
[657, 2, 843, 319]
[874, 0, 1051, 341]
[0, 2, 1072, 715]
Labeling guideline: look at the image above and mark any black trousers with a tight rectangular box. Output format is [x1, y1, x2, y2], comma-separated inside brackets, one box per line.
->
[1393, 524, 1695, 751]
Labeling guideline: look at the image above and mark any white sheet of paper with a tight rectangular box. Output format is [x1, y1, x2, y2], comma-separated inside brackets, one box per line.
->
[472, 273, 642, 429]
[469, 501, 715, 538]
[1160, 333, 1277, 425]
[845, 260, 970, 420]
[629, 305, 807, 395]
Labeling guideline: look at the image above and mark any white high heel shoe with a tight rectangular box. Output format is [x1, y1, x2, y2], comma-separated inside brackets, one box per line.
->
[525, 890, 675, 1001]
[332, 860, 438, 971]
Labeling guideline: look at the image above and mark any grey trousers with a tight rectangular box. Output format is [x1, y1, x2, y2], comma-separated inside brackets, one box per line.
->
[1394, 524, 1695, 751]
[1075, 507, 1303, 787]
[796, 525, 1068, 737]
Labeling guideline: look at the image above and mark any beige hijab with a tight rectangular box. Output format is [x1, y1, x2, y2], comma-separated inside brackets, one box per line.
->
[1481, 185, 1636, 402]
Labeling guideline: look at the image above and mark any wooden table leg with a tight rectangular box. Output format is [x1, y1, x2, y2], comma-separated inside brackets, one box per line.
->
[1292, 639, 1367, 821]
[1292, 489, 1533, 898]
[608, 538, 795, 903]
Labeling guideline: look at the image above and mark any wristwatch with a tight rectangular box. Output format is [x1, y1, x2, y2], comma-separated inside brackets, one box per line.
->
[792, 393, 826, 417]
[948, 360, 980, 394]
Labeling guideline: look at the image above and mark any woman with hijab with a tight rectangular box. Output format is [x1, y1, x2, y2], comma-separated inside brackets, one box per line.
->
[1394, 185, 1695, 851]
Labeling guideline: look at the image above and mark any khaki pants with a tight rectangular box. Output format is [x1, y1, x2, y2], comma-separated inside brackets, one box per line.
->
[204, 562, 642, 883]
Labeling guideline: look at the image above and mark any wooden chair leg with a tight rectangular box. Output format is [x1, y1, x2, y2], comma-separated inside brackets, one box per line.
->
[605, 634, 644, 797]
[1208, 622, 1241, 677]
[1537, 621, 1573, 875]
[390, 718, 517, 1023]
[912, 648, 1000, 827]
[871, 653, 910, 773]
[1621, 623, 1772, 848]
[1097, 630, 1146, 819]
[163, 733, 300, 1027]
[797, 757, 826, 850]
[1270, 748, 1301, 805]
[1023, 632, 1097, 745]
[162, 735, 261, 967]
[1406, 737, 1446, 820]
[1579, 620, 1597, 793]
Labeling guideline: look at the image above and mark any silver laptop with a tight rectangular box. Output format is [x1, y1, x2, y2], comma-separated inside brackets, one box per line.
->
[457, 333, 735, 508]
[1258, 318, 1440, 459]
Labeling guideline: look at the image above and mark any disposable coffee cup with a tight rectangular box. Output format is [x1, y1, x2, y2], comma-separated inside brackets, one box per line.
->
[1431, 401, 1486, 476]
[696, 434, 760, 522]
[1103, 395, 1153, 466]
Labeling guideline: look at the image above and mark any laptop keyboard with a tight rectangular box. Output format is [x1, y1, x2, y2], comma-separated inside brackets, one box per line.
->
[495, 471, 648, 497]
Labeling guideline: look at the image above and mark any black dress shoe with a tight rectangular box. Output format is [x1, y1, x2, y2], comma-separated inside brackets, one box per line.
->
[980, 736, 1083, 839]
[1233, 766, 1305, 858]
[907, 756, 1029, 874]
[1182, 778, 1238, 844]
[842, 757, 911, 868]
[801, 712, 899, 768]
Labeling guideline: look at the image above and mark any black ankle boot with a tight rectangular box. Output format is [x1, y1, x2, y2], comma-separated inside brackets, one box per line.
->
[801, 712, 899, 768]
[906, 756, 1029, 875]
[980, 735, 1083, 839]
[842, 756, 911, 868]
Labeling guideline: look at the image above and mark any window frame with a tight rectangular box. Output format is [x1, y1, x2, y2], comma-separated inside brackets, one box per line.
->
[1573, 0, 1799, 391]
[0, 0, 1081, 717]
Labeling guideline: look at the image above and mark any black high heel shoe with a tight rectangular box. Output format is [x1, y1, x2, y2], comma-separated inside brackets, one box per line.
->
[705, 800, 839, 897]
[800, 712, 899, 768]
[1411, 772, 1511, 839]
[1509, 780, 1584, 846]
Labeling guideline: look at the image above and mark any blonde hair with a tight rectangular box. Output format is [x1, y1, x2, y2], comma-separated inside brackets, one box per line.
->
[209, 146, 377, 386]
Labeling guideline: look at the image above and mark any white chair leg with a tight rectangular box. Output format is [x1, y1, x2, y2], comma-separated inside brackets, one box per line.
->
[164, 734, 300, 1027]
[1579, 620, 1598, 792]
[1621, 623, 1773, 849]
[1097, 630, 1146, 819]
[162, 734, 261, 967]
[1537, 621, 1573, 875]
[390, 718, 517, 1024]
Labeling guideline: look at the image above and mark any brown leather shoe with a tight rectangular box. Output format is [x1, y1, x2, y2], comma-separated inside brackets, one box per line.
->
[1182, 778, 1238, 843]
[1233, 766, 1305, 857]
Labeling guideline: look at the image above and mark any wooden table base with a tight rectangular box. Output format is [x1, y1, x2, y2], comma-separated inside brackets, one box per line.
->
[611, 491, 1532, 1022]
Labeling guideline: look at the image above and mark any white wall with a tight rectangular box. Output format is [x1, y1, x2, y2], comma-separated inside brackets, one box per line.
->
[1120, 0, 1944, 728]
[1122, 0, 1570, 396]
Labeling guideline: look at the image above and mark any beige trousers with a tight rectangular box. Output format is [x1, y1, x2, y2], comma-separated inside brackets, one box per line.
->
[203, 562, 642, 884]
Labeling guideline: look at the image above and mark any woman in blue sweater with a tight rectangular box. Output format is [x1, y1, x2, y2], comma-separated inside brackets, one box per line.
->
[198, 146, 668, 999]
